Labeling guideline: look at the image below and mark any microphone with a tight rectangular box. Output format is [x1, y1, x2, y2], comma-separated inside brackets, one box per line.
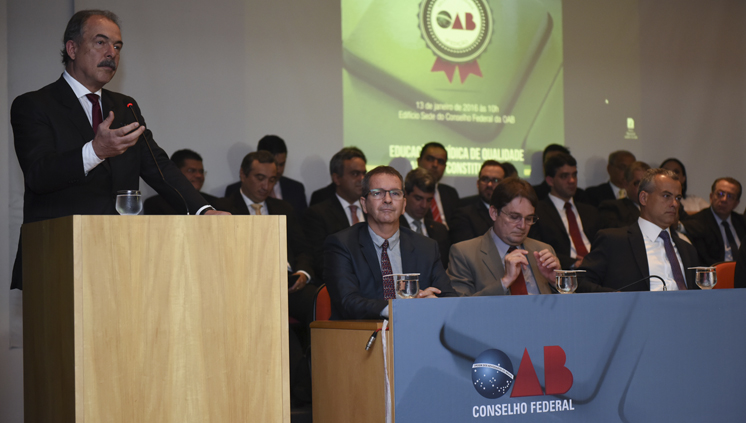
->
[127, 103, 190, 215]
[616, 275, 668, 292]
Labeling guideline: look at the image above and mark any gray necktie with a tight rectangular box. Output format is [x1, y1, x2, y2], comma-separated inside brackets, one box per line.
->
[659, 231, 687, 290]
[412, 219, 423, 234]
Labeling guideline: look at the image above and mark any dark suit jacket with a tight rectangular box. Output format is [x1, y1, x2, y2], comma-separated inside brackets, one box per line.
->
[224, 176, 307, 216]
[310, 182, 336, 206]
[215, 192, 314, 279]
[11, 76, 209, 289]
[398, 215, 451, 268]
[585, 182, 616, 207]
[144, 192, 219, 215]
[323, 223, 456, 320]
[458, 194, 480, 208]
[303, 195, 353, 279]
[599, 198, 640, 229]
[579, 222, 700, 291]
[683, 208, 746, 266]
[425, 183, 460, 225]
[735, 243, 746, 288]
[529, 198, 602, 269]
[450, 201, 493, 244]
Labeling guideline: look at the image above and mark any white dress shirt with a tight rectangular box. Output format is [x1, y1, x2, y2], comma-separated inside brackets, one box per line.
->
[403, 212, 428, 237]
[336, 193, 365, 225]
[638, 217, 686, 291]
[63, 71, 105, 174]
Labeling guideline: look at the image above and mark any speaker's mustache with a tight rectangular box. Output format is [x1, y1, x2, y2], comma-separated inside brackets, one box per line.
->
[98, 59, 117, 70]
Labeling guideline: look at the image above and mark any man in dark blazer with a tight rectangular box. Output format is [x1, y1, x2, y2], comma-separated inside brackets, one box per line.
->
[417, 142, 459, 227]
[10, 10, 223, 290]
[580, 169, 701, 291]
[683, 177, 745, 265]
[532, 144, 590, 204]
[215, 151, 316, 322]
[529, 153, 602, 270]
[303, 147, 367, 279]
[450, 160, 504, 244]
[399, 169, 450, 268]
[585, 150, 636, 207]
[599, 161, 650, 229]
[144, 149, 219, 214]
[224, 135, 307, 216]
[324, 166, 456, 320]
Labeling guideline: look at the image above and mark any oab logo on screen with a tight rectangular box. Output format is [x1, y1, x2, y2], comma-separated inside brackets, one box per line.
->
[470, 347, 575, 418]
[419, 0, 493, 63]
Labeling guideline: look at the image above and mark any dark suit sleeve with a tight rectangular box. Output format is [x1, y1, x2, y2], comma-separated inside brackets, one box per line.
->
[286, 208, 315, 280]
[11, 94, 86, 194]
[450, 206, 476, 244]
[323, 235, 388, 319]
[578, 230, 612, 287]
[735, 243, 746, 288]
[125, 101, 209, 215]
[426, 240, 458, 298]
[303, 206, 330, 278]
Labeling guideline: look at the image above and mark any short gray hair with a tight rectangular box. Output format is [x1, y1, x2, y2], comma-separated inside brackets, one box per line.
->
[638, 168, 679, 198]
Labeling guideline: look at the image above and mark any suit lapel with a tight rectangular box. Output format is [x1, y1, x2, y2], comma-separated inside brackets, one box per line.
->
[628, 222, 650, 288]
[671, 231, 697, 288]
[479, 232, 504, 285]
[400, 229, 417, 274]
[359, 226, 384, 284]
[232, 192, 251, 215]
[524, 238, 552, 294]
[544, 200, 571, 245]
[51, 76, 96, 145]
[705, 210, 725, 252]
[331, 195, 353, 229]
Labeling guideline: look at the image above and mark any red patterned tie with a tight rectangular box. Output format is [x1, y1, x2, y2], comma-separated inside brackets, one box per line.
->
[85, 93, 102, 135]
[381, 239, 395, 299]
[564, 202, 589, 258]
[430, 198, 442, 223]
[350, 204, 360, 224]
[507, 246, 528, 295]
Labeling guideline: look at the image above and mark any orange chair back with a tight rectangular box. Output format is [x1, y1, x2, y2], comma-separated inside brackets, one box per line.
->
[713, 261, 736, 289]
[314, 285, 332, 321]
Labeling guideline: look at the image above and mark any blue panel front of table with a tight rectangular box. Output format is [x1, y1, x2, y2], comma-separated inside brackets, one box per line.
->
[392, 290, 746, 422]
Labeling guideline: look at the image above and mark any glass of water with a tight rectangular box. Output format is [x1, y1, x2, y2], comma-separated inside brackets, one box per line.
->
[393, 273, 420, 299]
[689, 267, 717, 289]
[555, 270, 584, 294]
[116, 190, 143, 215]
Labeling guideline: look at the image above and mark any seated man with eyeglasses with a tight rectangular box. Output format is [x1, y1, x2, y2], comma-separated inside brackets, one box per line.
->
[683, 177, 745, 265]
[323, 166, 457, 320]
[448, 177, 576, 296]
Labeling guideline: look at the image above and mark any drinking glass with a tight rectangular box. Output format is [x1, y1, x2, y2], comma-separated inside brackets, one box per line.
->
[116, 190, 143, 215]
[689, 267, 717, 289]
[555, 270, 584, 294]
[393, 273, 420, 299]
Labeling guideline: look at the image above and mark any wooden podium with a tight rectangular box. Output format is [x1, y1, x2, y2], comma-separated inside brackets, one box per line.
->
[22, 215, 290, 423]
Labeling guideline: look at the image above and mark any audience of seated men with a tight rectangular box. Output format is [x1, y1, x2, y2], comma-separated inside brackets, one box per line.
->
[683, 177, 744, 265]
[529, 153, 602, 270]
[580, 168, 701, 291]
[450, 160, 505, 244]
[144, 149, 219, 215]
[303, 147, 367, 279]
[532, 144, 590, 204]
[224, 135, 308, 216]
[585, 150, 636, 207]
[399, 168, 451, 268]
[417, 142, 460, 228]
[215, 151, 317, 323]
[447, 178, 579, 296]
[323, 166, 457, 320]
[599, 161, 650, 228]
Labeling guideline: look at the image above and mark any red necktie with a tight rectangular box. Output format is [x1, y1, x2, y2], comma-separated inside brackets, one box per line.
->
[86, 93, 102, 135]
[564, 202, 589, 258]
[430, 198, 442, 223]
[350, 204, 360, 224]
[506, 246, 528, 295]
[381, 240, 395, 299]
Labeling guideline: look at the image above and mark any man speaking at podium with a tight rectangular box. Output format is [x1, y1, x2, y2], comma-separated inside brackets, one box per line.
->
[580, 169, 701, 291]
[10, 10, 225, 290]
[324, 166, 457, 320]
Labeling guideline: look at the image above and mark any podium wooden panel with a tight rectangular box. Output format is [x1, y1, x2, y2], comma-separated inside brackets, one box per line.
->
[310, 319, 394, 423]
[22, 215, 290, 423]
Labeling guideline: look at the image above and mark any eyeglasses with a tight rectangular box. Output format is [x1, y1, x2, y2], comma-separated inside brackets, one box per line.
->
[479, 177, 501, 185]
[499, 209, 539, 225]
[715, 190, 737, 201]
[367, 189, 405, 200]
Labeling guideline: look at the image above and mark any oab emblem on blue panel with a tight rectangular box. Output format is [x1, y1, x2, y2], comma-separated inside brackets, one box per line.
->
[471, 349, 514, 399]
